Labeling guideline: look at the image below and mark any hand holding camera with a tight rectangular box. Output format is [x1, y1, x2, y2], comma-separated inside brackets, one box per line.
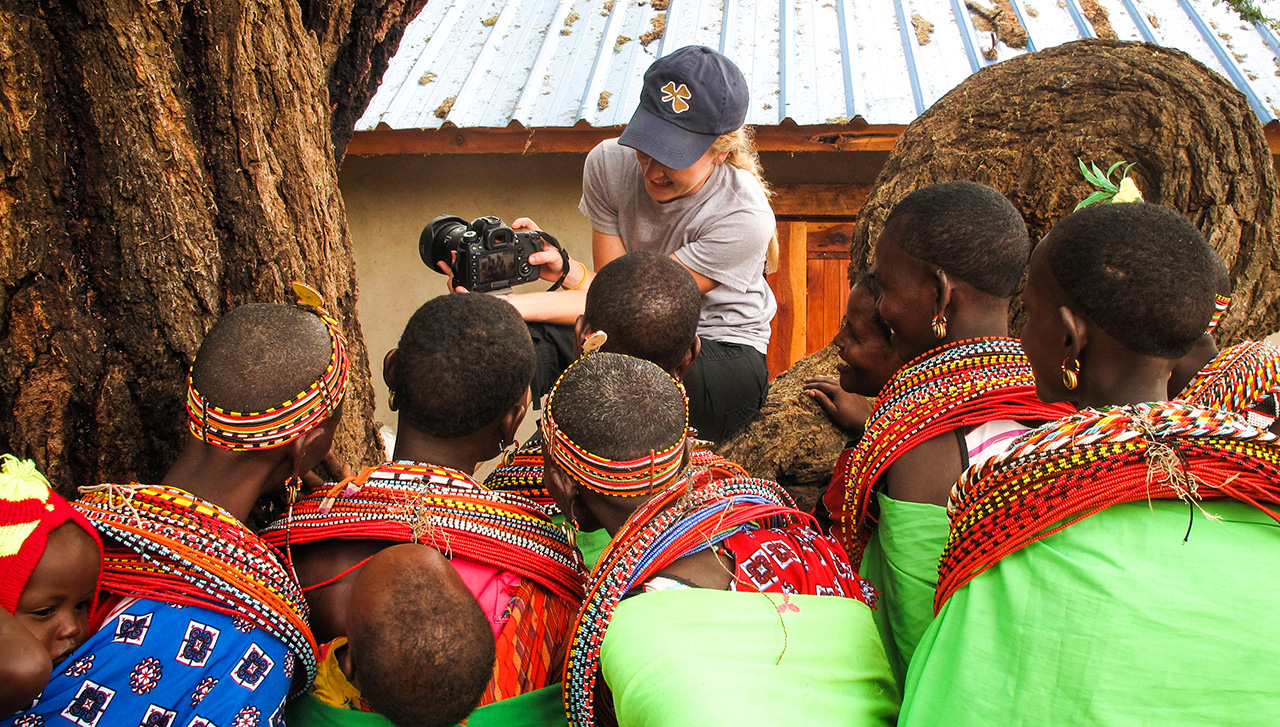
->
[421, 215, 571, 293]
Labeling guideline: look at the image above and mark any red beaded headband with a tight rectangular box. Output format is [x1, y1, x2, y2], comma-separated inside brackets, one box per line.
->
[542, 355, 691, 497]
[1205, 294, 1230, 336]
[186, 282, 349, 451]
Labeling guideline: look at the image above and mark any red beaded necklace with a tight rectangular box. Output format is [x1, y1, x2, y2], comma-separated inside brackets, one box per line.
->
[828, 337, 1074, 565]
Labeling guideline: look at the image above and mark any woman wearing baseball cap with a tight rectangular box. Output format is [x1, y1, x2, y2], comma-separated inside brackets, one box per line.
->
[511, 45, 777, 444]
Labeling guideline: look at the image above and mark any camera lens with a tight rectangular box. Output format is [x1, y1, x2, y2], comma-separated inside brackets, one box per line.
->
[421, 215, 470, 273]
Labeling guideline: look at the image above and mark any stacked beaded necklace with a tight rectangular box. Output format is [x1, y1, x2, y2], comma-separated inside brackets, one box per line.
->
[1178, 340, 1280, 427]
[74, 484, 317, 688]
[830, 337, 1075, 565]
[484, 436, 556, 507]
[562, 471, 803, 727]
[259, 461, 585, 603]
[935, 402, 1280, 611]
[186, 282, 349, 451]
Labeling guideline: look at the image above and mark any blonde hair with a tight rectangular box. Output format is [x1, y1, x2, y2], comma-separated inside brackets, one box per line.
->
[710, 127, 779, 273]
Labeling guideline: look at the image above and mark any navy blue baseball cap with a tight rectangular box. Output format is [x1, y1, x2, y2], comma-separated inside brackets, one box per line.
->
[619, 46, 749, 170]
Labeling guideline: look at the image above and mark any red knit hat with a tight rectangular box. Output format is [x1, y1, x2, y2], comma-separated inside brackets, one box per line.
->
[0, 455, 103, 614]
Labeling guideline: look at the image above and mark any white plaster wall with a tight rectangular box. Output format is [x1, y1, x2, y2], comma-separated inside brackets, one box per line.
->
[340, 152, 595, 446]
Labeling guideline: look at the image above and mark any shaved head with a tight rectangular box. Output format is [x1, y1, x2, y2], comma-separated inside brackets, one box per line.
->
[191, 304, 334, 412]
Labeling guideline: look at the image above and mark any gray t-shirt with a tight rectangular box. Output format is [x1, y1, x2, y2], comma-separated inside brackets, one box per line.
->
[578, 138, 777, 353]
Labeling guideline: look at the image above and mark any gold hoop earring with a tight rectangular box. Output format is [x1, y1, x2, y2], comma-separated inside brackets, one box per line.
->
[387, 389, 398, 411]
[931, 314, 948, 339]
[500, 439, 517, 466]
[1062, 358, 1080, 390]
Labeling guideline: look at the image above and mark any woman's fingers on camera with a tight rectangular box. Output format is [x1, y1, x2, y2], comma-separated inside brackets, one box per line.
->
[511, 217, 541, 231]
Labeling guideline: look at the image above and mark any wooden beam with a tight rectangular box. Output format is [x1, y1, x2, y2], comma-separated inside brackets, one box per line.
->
[344, 124, 906, 156]
[806, 222, 856, 259]
[771, 184, 871, 218]
[766, 221, 808, 379]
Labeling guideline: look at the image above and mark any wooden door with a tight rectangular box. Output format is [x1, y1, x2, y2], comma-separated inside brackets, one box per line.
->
[765, 220, 860, 379]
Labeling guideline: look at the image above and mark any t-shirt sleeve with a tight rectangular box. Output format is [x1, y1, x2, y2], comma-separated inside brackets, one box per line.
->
[673, 204, 776, 293]
[579, 141, 621, 236]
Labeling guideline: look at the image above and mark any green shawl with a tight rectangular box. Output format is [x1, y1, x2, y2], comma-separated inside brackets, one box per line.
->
[902, 500, 1280, 726]
[599, 588, 899, 726]
[858, 492, 949, 687]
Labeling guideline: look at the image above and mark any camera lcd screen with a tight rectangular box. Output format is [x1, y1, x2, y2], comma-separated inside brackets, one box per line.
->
[477, 250, 519, 284]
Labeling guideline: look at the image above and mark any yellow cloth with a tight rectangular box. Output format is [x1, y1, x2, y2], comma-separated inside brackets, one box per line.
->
[312, 638, 375, 713]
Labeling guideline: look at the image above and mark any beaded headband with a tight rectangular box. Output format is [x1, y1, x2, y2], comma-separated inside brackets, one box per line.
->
[1205, 294, 1231, 336]
[542, 355, 691, 497]
[186, 282, 350, 451]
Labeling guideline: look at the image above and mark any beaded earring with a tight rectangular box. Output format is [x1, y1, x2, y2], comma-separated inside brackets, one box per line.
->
[1062, 357, 1081, 390]
[387, 389, 398, 411]
[931, 314, 948, 339]
[562, 504, 580, 549]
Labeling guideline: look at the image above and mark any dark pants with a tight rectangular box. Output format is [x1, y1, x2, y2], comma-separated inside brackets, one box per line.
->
[528, 322, 768, 444]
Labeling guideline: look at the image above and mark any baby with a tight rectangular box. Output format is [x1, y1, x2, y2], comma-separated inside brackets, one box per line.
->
[0, 455, 102, 716]
[297, 543, 496, 727]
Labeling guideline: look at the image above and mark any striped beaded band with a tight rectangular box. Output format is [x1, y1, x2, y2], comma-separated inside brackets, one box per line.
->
[1204, 294, 1231, 335]
[187, 282, 349, 451]
[541, 356, 691, 497]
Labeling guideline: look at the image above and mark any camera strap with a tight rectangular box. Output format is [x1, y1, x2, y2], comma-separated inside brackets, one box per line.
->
[540, 231, 573, 291]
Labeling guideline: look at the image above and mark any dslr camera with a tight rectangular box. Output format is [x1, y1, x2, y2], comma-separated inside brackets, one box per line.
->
[421, 215, 547, 293]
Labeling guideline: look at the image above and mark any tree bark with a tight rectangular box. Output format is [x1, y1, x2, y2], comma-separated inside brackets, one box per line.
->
[0, 0, 422, 495]
[721, 39, 1280, 492]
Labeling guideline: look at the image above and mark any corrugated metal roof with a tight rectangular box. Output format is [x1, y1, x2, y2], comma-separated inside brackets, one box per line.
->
[356, 0, 1280, 131]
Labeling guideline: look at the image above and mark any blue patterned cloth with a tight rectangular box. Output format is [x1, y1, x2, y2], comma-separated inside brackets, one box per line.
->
[4, 597, 293, 727]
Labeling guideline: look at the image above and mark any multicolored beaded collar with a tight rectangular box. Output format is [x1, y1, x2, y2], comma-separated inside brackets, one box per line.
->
[562, 470, 800, 727]
[936, 402, 1280, 611]
[186, 282, 349, 451]
[827, 337, 1075, 566]
[1178, 340, 1280, 427]
[259, 460, 585, 604]
[541, 355, 692, 497]
[75, 483, 318, 692]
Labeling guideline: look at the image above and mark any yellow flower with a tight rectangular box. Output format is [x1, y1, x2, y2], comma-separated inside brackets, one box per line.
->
[1112, 176, 1144, 204]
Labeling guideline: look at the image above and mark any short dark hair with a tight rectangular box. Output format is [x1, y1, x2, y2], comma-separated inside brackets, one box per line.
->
[585, 252, 701, 373]
[885, 181, 1030, 297]
[549, 352, 685, 461]
[192, 304, 334, 412]
[1045, 203, 1219, 359]
[856, 271, 893, 340]
[392, 294, 535, 438]
[348, 545, 494, 727]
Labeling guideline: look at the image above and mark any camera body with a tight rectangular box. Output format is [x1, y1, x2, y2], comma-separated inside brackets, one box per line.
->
[421, 215, 543, 292]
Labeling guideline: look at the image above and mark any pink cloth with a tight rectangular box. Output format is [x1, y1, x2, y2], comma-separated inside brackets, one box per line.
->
[449, 554, 522, 637]
[964, 419, 1032, 468]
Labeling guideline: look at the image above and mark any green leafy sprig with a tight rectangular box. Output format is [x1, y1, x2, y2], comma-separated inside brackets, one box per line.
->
[1075, 159, 1137, 211]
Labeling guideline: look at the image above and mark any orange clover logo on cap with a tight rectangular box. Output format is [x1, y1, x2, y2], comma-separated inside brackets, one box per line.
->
[660, 81, 691, 113]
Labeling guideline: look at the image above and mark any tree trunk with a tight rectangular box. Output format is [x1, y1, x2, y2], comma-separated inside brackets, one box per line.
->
[720, 39, 1280, 492]
[0, 0, 424, 496]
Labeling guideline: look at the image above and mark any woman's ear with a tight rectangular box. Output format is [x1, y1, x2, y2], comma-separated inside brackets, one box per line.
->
[672, 337, 702, 381]
[1058, 306, 1088, 361]
[499, 388, 531, 445]
[382, 348, 397, 389]
[934, 269, 953, 316]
